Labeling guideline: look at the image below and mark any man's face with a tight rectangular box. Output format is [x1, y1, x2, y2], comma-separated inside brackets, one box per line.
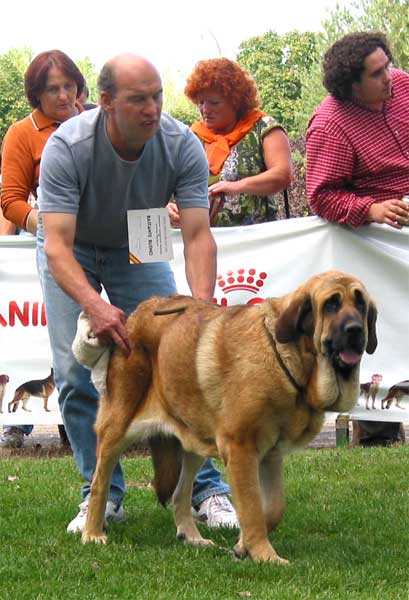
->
[352, 47, 392, 109]
[104, 62, 163, 155]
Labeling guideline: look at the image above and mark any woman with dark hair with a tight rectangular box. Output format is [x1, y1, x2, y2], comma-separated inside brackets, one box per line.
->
[0, 50, 85, 236]
[0, 50, 84, 449]
[170, 58, 292, 227]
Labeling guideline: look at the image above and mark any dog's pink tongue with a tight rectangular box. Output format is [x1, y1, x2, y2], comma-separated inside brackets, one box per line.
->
[339, 350, 361, 365]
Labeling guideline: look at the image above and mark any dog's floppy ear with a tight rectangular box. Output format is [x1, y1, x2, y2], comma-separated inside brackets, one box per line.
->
[366, 301, 378, 354]
[275, 293, 313, 343]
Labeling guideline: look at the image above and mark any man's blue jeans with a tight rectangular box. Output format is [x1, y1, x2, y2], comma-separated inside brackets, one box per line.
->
[36, 235, 229, 505]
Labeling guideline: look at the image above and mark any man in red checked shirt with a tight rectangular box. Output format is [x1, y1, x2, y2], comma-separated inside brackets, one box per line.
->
[306, 31, 409, 229]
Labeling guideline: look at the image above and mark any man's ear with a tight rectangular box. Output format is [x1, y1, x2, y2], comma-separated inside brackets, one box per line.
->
[100, 90, 114, 113]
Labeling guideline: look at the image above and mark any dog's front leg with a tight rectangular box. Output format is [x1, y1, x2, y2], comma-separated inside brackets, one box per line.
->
[22, 396, 32, 412]
[173, 452, 214, 547]
[225, 442, 288, 564]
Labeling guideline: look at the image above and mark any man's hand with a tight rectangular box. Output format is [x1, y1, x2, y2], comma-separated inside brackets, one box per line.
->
[367, 199, 409, 229]
[167, 201, 181, 227]
[87, 299, 131, 356]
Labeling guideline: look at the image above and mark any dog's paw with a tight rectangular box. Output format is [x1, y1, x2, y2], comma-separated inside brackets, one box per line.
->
[233, 541, 248, 559]
[252, 548, 289, 564]
[81, 531, 108, 545]
[177, 531, 215, 547]
[236, 540, 289, 564]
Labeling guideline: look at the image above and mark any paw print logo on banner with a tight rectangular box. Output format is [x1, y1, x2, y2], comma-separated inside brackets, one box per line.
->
[213, 268, 267, 306]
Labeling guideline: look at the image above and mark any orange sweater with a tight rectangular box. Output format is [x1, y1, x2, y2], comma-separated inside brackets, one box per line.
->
[1, 105, 83, 229]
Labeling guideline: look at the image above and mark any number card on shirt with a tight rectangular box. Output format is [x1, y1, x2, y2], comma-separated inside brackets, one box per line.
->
[127, 208, 174, 264]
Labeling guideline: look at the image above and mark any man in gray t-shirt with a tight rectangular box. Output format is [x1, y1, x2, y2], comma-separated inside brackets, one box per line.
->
[37, 54, 238, 534]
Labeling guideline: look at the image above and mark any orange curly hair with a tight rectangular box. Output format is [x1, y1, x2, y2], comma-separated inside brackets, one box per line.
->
[184, 58, 260, 120]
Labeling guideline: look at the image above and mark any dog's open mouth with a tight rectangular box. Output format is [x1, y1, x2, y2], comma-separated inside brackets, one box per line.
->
[336, 349, 363, 368]
[325, 339, 365, 377]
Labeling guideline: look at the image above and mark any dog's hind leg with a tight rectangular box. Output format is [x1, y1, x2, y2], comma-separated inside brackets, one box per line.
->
[225, 442, 288, 563]
[82, 416, 129, 545]
[8, 390, 22, 413]
[83, 348, 152, 545]
[173, 452, 214, 547]
[259, 449, 285, 533]
[43, 396, 51, 412]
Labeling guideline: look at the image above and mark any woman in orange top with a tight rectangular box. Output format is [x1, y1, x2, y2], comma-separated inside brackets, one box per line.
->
[0, 50, 85, 449]
[0, 49, 85, 236]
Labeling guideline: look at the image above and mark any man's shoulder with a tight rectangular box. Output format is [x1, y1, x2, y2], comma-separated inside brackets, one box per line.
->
[159, 113, 191, 138]
[53, 107, 101, 146]
[307, 94, 364, 143]
[309, 95, 348, 126]
[391, 67, 409, 84]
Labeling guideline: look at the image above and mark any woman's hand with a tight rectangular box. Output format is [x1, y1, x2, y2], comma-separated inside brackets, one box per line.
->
[25, 208, 38, 235]
[208, 180, 241, 198]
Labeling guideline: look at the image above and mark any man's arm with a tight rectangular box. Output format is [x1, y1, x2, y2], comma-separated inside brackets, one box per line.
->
[178, 207, 216, 301]
[306, 128, 409, 228]
[41, 212, 131, 354]
[306, 128, 373, 226]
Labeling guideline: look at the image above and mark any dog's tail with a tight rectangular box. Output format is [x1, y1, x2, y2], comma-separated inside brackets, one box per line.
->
[149, 434, 182, 507]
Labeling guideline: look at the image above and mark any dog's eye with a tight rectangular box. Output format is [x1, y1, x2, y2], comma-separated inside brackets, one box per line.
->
[324, 294, 341, 313]
[354, 290, 366, 315]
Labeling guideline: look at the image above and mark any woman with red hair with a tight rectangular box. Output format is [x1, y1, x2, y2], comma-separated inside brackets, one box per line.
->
[0, 49, 85, 236]
[174, 58, 292, 226]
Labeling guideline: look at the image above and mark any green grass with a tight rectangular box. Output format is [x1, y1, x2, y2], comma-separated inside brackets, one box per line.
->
[1, 447, 408, 600]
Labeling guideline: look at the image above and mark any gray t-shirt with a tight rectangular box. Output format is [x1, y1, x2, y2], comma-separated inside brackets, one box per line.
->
[38, 108, 209, 247]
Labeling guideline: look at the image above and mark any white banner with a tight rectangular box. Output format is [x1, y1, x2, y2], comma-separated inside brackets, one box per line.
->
[1, 217, 408, 425]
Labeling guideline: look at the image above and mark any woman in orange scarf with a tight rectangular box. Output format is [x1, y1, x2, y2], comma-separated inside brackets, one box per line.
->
[170, 58, 292, 226]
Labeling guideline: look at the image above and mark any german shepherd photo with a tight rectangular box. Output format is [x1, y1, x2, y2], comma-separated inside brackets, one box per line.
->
[8, 368, 55, 413]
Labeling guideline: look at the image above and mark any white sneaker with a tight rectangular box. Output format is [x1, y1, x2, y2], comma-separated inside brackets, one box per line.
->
[67, 498, 125, 534]
[193, 494, 239, 528]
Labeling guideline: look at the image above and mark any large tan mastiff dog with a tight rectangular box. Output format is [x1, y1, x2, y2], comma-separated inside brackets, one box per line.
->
[82, 270, 377, 563]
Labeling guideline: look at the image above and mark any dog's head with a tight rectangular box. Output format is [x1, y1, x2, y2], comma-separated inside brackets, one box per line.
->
[0, 374, 9, 385]
[275, 271, 377, 371]
[274, 271, 377, 410]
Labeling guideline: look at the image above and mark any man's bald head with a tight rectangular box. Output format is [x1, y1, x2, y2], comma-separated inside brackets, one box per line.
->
[98, 53, 161, 98]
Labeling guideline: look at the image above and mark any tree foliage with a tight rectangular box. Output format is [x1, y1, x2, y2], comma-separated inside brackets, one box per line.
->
[237, 31, 320, 136]
[0, 48, 32, 142]
[162, 71, 200, 126]
[76, 56, 98, 103]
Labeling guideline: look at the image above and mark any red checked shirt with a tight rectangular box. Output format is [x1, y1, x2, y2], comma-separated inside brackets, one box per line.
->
[306, 68, 409, 226]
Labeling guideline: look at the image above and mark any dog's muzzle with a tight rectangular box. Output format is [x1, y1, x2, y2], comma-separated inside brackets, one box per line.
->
[325, 318, 366, 374]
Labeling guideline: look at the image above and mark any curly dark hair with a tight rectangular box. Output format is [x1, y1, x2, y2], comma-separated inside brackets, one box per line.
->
[25, 50, 85, 109]
[323, 32, 393, 101]
[184, 58, 260, 120]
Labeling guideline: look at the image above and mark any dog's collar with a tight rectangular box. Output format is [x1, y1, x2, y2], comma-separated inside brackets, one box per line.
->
[264, 325, 305, 397]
